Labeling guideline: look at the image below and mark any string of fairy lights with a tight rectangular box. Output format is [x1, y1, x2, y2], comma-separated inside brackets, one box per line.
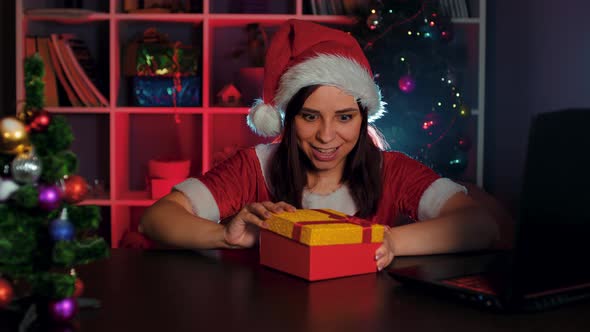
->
[350, 0, 472, 176]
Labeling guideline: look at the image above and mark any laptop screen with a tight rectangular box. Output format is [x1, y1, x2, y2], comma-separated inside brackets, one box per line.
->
[513, 109, 590, 295]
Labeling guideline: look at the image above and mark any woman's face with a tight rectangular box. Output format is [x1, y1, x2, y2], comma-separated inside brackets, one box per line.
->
[294, 85, 362, 173]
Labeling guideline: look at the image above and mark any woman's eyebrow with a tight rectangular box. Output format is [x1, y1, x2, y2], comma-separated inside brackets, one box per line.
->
[300, 107, 359, 113]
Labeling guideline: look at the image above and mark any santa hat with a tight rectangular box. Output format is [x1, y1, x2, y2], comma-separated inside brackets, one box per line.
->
[247, 19, 386, 137]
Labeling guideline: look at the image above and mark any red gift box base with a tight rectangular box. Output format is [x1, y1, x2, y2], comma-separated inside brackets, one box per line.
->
[259, 229, 380, 281]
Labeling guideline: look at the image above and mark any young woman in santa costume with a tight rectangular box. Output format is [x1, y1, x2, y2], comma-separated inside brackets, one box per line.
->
[141, 19, 500, 271]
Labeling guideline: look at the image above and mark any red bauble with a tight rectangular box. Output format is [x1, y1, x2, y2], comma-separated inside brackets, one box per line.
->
[63, 175, 89, 203]
[73, 278, 84, 298]
[0, 278, 14, 308]
[28, 109, 52, 132]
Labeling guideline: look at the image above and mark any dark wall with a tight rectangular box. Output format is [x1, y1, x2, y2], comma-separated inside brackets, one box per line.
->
[485, 0, 590, 214]
[0, 1, 15, 117]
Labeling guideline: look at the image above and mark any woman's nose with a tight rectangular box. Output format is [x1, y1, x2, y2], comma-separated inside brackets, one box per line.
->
[316, 120, 336, 143]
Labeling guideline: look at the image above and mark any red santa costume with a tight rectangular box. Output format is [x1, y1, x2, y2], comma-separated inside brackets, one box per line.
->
[174, 19, 466, 226]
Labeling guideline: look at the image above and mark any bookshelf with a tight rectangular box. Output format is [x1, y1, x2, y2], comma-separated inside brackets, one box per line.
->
[15, 0, 486, 248]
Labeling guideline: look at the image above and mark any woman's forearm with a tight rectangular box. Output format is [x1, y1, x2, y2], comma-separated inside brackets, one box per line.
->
[389, 206, 499, 256]
[140, 198, 232, 250]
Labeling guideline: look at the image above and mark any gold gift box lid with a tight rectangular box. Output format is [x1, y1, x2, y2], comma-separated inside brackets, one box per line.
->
[265, 209, 384, 246]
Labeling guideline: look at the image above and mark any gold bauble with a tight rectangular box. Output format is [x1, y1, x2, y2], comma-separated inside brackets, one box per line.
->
[0, 117, 31, 154]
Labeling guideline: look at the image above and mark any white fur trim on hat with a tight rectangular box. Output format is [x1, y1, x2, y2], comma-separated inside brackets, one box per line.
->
[275, 54, 386, 122]
[247, 99, 283, 137]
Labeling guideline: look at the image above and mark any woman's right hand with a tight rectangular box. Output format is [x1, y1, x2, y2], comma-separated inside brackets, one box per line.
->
[223, 201, 296, 248]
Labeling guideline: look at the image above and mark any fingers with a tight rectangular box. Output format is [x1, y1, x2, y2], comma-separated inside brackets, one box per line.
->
[238, 203, 269, 228]
[275, 201, 297, 212]
[375, 226, 395, 271]
[238, 201, 296, 228]
[261, 201, 296, 213]
[374, 244, 394, 271]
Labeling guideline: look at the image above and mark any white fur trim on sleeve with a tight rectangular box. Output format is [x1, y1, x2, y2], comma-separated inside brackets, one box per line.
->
[173, 178, 221, 223]
[417, 178, 467, 221]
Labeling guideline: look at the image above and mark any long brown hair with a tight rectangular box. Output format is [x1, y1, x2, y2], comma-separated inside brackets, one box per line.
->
[269, 85, 383, 217]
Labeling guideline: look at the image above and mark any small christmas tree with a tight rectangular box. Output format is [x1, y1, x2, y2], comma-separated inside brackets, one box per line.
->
[0, 53, 109, 324]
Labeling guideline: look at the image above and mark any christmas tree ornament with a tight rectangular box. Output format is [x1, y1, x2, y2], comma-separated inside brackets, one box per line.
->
[0, 178, 20, 202]
[62, 175, 89, 203]
[11, 150, 42, 184]
[38, 184, 62, 211]
[1, 162, 10, 176]
[398, 74, 416, 93]
[17, 107, 36, 124]
[0, 277, 14, 308]
[28, 109, 52, 132]
[0, 117, 30, 154]
[48, 297, 78, 322]
[50, 208, 75, 241]
[73, 278, 84, 298]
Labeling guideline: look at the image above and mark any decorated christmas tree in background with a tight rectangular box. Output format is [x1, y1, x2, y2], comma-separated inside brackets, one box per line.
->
[348, 0, 472, 177]
[0, 53, 109, 324]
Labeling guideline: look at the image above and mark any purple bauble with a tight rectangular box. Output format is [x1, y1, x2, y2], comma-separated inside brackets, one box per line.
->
[48, 297, 78, 322]
[38, 185, 61, 211]
[398, 75, 416, 93]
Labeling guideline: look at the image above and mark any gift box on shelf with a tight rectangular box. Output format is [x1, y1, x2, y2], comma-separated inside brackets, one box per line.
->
[259, 209, 384, 281]
[147, 159, 190, 199]
[125, 28, 201, 107]
[132, 75, 201, 107]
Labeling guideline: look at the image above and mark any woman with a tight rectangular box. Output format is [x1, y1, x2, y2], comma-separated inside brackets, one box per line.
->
[141, 20, 500, 271]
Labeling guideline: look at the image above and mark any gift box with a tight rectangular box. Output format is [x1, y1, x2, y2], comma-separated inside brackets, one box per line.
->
[136, 43, 198, 76]
[259, 209, 385, 281]
[132, 75, 201, 106]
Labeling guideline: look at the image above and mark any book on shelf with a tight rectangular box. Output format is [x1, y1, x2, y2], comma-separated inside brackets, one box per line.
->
[47, 34, 108, 107]
[51, 34, 96, 106]
[439, 0, 470, 18]
[61, 35, 109, 107]
[457, 0, 470, 17]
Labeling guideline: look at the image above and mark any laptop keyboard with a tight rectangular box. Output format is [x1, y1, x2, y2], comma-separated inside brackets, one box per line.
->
[442, 274, 498, 295]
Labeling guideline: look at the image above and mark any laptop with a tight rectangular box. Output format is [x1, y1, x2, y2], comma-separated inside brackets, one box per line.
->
[388, 109, 590, 312]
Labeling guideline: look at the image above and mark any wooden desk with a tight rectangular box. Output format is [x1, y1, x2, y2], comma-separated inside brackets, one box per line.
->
[5, 249, 590, 331]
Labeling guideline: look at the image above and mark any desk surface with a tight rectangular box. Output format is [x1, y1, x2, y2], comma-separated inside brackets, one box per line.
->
[6, 249, 590, 331]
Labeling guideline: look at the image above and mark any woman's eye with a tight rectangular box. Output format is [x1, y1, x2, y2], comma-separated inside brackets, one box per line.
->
[301, 113, 318, 121]
[339, 114, 353, 121]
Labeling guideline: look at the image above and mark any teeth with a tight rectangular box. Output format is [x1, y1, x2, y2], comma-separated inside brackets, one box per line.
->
[315, 147, 337, 153]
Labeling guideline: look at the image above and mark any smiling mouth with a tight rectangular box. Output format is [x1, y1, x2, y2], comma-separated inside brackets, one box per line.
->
[313, 147, 338, 153]
[311, 146, 339, 161]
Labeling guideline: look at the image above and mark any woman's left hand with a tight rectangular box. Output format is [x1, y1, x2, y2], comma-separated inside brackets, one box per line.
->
[375, 226, 395, 271]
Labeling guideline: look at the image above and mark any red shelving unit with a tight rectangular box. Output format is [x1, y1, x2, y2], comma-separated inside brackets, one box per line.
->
[15, 0, 485, 247]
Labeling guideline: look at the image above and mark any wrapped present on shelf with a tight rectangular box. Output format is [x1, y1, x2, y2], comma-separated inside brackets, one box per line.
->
[133, 75, 200, 107]
[126, 28, 201, 107]
[136, 42, 198, 77]
[259, 209, 385, 281]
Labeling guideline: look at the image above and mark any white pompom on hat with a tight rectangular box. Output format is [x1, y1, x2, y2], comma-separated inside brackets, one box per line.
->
[247, 19, 386, 137]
